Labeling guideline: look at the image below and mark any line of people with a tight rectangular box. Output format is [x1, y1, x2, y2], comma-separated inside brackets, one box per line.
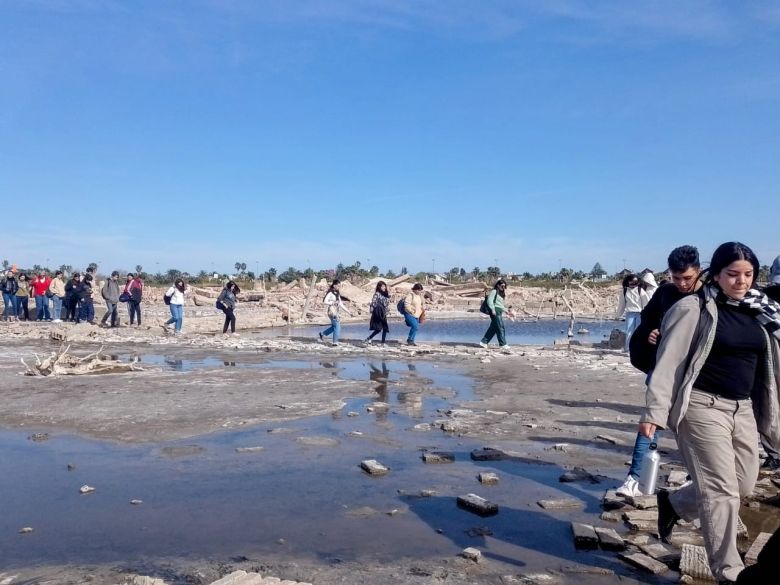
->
[618, 243, 780, 584]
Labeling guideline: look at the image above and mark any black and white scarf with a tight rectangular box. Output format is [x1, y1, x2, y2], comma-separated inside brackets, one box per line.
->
[714, 286, 780, 341]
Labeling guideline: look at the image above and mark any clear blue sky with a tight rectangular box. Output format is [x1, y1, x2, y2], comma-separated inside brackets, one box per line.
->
[2, 1, 779, 276]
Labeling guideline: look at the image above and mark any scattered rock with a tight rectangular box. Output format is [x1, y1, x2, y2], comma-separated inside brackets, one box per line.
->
[595, 434, 618, 444]
[131, 577, 168, 585]
[457, 493, 499, 516]
[571, 522, 599, 550]
[420, 489, 438, 497]
[67, 463, 76, 471]
[347, 431, 364, 437]
[460, 547, 482, 562]
[470, 447, 509, 461]
[130, 499, 143, 505]
[547, 443, 570, 452]
[666, 470, 689, 486]
[28, 433, 49, 442]
[600, 511, 622, 522]
[360, 459, 389, 475]
[515, 572, 560, 584]
[537, 498, 582, 509]
[622, 509, 658, 523]
[619, 552, 669, 575]
[346, 411, 359, 417]
[594, 526, 625, 551]
[421, 451, 455, 464]
[296, 436, 340, 447]
[18, 527, 33, 534]
[235, 446, 265, 453]
[79, 485, 96, 494]
[440, 420, 465, 433]
[478, 472, 499, 485]
[602, 489, 628, 510]
[629, 494, 658, 509]
[558, 467, 606, 484]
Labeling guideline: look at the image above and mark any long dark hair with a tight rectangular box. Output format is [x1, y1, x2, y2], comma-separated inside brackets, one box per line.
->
[175, 278, 186, 292]
[375, 280, 389, 298]
[493, 279, 507, 299]
[226, 280, 240, 294]
[324, 279, 341, 301]
[704, 242, 759, 287]
[621, 273, 639, 296]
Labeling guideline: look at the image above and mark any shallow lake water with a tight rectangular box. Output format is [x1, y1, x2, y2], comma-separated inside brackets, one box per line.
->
[1, 358, 623, 575]
[250, 317, 618, 345]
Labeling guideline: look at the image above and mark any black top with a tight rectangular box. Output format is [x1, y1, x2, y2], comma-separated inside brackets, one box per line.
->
[765, 285, 780, 304]
[629, 283, 696, 374]
[694, 302, 766, 400]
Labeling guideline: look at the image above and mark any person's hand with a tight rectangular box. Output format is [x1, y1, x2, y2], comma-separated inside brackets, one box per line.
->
[638, 422, 656, 439]
[648, 329, 660, 345]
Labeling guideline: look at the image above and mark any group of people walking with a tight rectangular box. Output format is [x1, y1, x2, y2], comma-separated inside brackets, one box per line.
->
[617, 242, 780, 585]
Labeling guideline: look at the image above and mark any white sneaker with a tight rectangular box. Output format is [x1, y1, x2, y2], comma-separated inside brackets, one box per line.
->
[616, 475, 642, 497]
[479, 341, 488, 348]
[52, 319, 62, 323]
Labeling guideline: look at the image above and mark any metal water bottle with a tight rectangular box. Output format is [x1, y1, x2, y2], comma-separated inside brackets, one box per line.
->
[638, 442, 661, 495]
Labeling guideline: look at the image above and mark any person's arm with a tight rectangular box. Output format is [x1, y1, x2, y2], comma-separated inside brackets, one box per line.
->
[615, 291, 626, 319]
[166, 286, 175, 297]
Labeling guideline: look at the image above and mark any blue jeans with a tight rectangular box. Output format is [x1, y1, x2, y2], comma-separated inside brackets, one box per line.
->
[2, 292, 17, 319]
[78, 299, 95, 323]
[51, 295, 63, 320]
[102, 301, 119, 326]
[166, 303, 183, 332]
[322, 317, 340, 343]
[625, 311, 641, 350]
[35, 295, 51, 320]
[628, 430, 660, 479]
[404, 313, 419, 343]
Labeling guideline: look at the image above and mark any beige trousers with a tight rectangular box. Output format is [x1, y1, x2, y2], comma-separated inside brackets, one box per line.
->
[670, 390, 759, 582]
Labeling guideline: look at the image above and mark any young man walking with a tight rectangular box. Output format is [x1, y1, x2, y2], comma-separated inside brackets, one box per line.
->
[618, 245, 702, 497]
[100, 271, 121, 327]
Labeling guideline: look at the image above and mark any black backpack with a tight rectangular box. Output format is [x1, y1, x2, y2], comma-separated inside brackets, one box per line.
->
[479, 290, 494, 315]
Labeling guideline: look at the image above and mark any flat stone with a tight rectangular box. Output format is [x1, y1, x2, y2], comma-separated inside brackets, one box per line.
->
[622, 509, 658, 523]
[470, 447, 509, 461]
[210, 573, 248, 585]
[537, 498, 583, 510]
[360, 459, 389, 475]
[626, 519, 658, 533]
[18, 527, 33, 534]
[515, 572, 560, 584]
[347, 431, 363, 437]
[595, 434, 618, 444]
[669, 530, 705, 548]
[594, 526, 625, 551]
[571, 522, 599, 550]
[131, 577, 168, 585]
[619, 552, 669, 575]
[235, 446, 265, 453]
[478, 472, 500, 485]
[547, 443, 571, 452]
[420, 489, 438, 497]
[600, 511, 622, 522]
[346, 411, 359, 417]
[440, 420, 465, 433]
[666, 470, 689, 486]
[746, 531, 773, 565]
[629, 494, 658, 509]
[640, 542, 679, 564]
[130, 499, 143, 505]
[421, 451, 455, 464]
[623, 533, 652, 547]
[295, 436, 340, 447]
[460, 547, 482, 562]
[79, 485, 96, 494]
[679, 544, 715, 581]
[457, 493, 499, 516]
[602, 489, 628, 510]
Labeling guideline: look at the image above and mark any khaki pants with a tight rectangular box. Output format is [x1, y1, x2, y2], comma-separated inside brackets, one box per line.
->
[670, 390, 759, 582]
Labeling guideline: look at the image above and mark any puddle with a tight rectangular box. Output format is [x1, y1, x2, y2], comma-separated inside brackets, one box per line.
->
[0, 358, 626, 573]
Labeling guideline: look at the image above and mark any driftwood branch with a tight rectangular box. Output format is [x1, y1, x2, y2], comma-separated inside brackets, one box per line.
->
[22, 345, 144, 377]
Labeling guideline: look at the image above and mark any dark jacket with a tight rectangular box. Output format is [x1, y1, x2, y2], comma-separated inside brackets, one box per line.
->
[218, 288, 237, 310]
[1, 276, 18, 296]
[629, 282, 697, 374]
[76, 282, 93, 303]
[765, 285, 780, 304]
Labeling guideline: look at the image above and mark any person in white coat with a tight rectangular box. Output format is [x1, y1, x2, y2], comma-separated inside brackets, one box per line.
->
[616, 273, 650, 351]
[162, 278, 187, 334]
[319, 279, 351, 345]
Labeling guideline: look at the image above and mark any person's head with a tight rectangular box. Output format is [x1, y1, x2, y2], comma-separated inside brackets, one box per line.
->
[412, 283, 423, 293]
[330, 279, 341, 291]
[111, 271, 119, 280]
[705, 241, 759, 300]
[667, 245, 701, 293]
[5, 270, 12, 278]
[84, 274, 93, 284]
[175, 278, 185, 291]
[38, 270, 46, 279]
[375, 280, 388, 296]
[621, 274, 640, 290]
[73, 272, 81, 281]
[226, 280, 239, 293]
[55, 270, 63, 279]
[770, 255, 780, 286]
[18, 273, 26, 281]
[86, 267, 95, 276]
[494, 278, 507, 297]
[126, 273, 133, 282]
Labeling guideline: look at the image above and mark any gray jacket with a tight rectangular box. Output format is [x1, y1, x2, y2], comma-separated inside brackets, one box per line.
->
[102, 279, 121, 303]
[642, 286, 780, 447]
[771, 255, 780, 285]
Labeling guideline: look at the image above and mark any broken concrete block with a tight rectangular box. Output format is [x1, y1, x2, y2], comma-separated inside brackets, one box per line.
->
[360, 459, 389, 475]
[666, 470, 689, 486]
[619, 552, 669, 575]
[421, 452, 455, 464]
[210, 571, 248, 585]
[594, 526, 625, 551]
[460, 547, 482, 562]
[602, 489, 628, 510]
[420, 489, 438, 497]
[571, 522, 599, 550]
[629, 494, 658, 509]
[623, 533, 652, 547]
[625, 519, 658, 533]
[640, 542, 679, 565]
[669, 530, 705, 548]
[559, 467, 603, 484]
[600, 511, 622, 522]
[547, 443, 570, 452]
[622, 509, 658, 523]
[470, 447, 508, 461]
[457, 493, 499, 516]
[679, 544, 715, 581]
[478, 472, 499, 485]
[537, 498, 582, 510]
[440, 420, 465, 433]
[746, 532, 773, 566]
[18, 527, 33, 534]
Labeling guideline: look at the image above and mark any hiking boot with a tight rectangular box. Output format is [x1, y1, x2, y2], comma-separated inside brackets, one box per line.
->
[657, 489, 680, 542]
[616, 475, 642, 498]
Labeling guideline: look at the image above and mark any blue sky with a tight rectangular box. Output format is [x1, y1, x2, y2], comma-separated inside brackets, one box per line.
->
[1, 0, 779, 275]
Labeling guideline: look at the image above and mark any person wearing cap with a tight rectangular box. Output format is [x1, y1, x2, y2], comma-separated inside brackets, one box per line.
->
[403, 283, 425, 346]
[100, 271, 121, 327]
[31, 271, 52, 321]
[48, 270, 66, 322]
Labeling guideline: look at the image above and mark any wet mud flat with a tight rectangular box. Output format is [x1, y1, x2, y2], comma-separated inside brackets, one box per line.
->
[1, 341, 778, 585]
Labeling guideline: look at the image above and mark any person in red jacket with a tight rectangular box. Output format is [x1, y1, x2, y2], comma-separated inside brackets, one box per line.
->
[31, 270, 52, 321]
